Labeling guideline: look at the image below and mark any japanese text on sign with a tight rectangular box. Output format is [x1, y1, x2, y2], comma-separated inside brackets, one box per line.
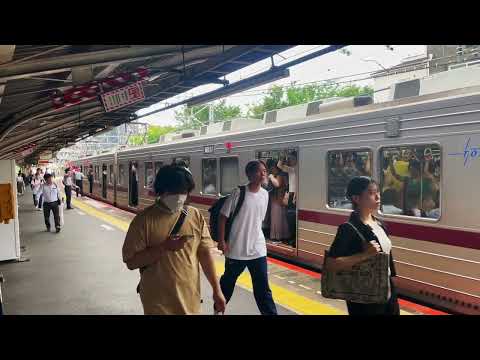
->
[101, 81, 145, 113]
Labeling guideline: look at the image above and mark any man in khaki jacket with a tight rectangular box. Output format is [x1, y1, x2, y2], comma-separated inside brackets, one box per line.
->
[122, 165, 226, 315]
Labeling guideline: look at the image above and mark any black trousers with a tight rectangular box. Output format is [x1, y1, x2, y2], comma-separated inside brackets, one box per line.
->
[65, 185, 72, 208]
[346, 280, 400, 315]
[43, 201, 60, 229]
[75, 180, 83, 196]
[220, 256, 278, 315]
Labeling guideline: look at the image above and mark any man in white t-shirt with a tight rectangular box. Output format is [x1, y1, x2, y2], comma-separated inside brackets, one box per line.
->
[217, 160, 277, 315]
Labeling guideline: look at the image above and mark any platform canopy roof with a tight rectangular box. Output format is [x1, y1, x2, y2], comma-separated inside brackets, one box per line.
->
[0, 45, 294, 163]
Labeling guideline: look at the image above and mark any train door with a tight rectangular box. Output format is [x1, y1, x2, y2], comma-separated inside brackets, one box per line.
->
[256, 148, 298, 249]
[102, 164, 107, 198]
[88, 165, 94, 193]
[129, 161, 139, 207]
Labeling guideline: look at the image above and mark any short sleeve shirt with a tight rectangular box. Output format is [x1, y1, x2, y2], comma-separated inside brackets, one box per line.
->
[122, 202, 215, 315]
[220, 186, 269, 260]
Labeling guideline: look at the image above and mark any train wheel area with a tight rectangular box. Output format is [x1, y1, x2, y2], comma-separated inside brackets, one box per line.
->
[0, 184, 448, 315]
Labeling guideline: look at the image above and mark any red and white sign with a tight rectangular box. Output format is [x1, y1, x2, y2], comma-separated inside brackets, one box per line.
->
[101, 81, 145, 113]
[51, 67, 149, 110]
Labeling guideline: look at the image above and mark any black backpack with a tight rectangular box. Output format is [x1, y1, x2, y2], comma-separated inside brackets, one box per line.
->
[208, 185, 246, 242]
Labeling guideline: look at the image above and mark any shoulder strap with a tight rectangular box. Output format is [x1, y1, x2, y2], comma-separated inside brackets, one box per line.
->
[230, 185, 246, 220]
[346, 221, 368, 245]
[170, 206, 188, 236]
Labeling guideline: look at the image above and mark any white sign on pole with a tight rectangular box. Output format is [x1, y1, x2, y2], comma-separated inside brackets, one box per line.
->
[101, 81, 146, 113]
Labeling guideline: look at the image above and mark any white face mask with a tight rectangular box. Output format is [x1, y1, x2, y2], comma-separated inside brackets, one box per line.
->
[161, 194, 187, 213]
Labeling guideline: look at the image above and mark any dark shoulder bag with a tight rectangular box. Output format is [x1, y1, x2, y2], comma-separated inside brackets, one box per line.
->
[136, 206, 188, 294]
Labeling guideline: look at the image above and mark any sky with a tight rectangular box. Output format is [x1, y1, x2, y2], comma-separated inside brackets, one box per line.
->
[135, 45, 427, 127]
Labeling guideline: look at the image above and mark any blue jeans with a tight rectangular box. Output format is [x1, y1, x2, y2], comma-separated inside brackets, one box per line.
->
[220, 256, 277, 315]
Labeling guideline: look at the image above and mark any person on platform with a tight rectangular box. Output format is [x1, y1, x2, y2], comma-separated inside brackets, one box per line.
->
[62, 168, 75, 210]
[327, 176, 400, 315]
[41, 173, 62, 233]
[122, 165, 226, 315]
[217, 160, 278, 315]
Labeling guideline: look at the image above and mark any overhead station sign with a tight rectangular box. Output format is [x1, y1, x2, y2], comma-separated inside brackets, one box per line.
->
[101, 81, 145, 113]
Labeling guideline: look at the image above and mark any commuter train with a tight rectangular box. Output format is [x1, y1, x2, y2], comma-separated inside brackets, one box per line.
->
[72, 82, 480, 315]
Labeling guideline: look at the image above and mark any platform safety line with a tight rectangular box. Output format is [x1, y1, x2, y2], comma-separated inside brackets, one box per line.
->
[71, 197, 414, 316]
[213, 261, 345, 315]
[71, 198, 130, 232]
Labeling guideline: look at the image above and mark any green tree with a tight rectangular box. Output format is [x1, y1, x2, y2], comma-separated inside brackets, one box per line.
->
[128, 125, 176, 146]
[246, 82, 373, 118]
[146, 125, 176, 143]
[174, 100, 242, 130]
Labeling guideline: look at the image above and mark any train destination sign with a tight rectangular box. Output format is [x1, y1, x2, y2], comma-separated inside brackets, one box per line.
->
[204, 145, 215, 154]
[101, 81, 145, 113]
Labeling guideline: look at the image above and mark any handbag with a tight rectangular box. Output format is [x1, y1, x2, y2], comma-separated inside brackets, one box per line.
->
[321, 222, 390, 304]
[136, 206, 188, 294]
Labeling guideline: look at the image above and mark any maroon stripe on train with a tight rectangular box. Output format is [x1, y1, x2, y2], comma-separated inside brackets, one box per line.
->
[188, 195, 216, 206]
[298, 209, 480, 251]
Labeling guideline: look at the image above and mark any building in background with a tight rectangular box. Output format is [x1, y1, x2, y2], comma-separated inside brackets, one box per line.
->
[372, 45, 480, 103]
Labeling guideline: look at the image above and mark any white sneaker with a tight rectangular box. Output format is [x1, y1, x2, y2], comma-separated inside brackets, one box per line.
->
[36, 208, 42, 211]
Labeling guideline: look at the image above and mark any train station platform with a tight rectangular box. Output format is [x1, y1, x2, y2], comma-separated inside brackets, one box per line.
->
[0, 187, 448, 315]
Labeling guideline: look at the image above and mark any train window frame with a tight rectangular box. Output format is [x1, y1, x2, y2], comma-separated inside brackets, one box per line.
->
[109, 164, 114, 185]
[94, 165, 100, 182]
[118, 163, 126, 186]
[377, 142, 442, 223]
[144, 161, 154, 189]
[325, 147, 374, 213]
[219, 156, 240, 196]
[201, 157, 219, 197]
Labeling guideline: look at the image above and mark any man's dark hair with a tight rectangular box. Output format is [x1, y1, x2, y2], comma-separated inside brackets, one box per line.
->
[245, 160, 266, 179]
[44, 173, 52, 181]
[154, 165, 195, 195]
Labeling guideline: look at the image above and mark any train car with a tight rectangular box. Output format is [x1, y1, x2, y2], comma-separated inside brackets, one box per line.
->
[73, 83, 480, 315]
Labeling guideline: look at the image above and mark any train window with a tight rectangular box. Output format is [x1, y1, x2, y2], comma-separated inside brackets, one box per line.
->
[154, 161, 163, 177]
[202, 158, 217, 195]
[109, 165, 114, 184]
[145, 162, 154, 188]
[172, 157, 190, 168]
[118, 164, 126, 185]
[220, 157, 239, 196]
[380, 144, 441, 219]
[327, 150, 372, 209]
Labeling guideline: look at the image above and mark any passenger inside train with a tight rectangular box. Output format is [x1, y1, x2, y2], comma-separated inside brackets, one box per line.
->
[381, 145, 441, 219]
[257, 149, 298, 248]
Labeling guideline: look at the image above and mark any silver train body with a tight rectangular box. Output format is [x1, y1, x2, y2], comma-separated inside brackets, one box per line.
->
[73, 86, 480, 314]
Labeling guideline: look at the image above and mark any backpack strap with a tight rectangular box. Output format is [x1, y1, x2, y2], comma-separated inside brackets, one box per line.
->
[170, 206, 188, 236]
[230, 185, 246, 221]
[138, 206, 188, 281]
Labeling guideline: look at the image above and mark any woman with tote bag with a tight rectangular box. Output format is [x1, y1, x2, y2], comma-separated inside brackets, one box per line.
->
[323, 176, 400, 315]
